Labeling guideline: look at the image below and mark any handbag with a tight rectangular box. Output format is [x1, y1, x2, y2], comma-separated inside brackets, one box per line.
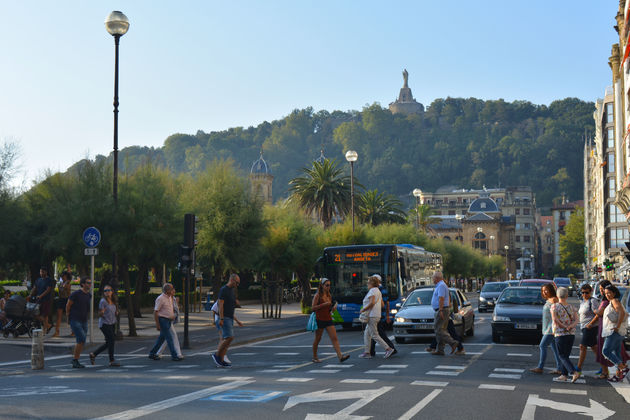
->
[307, 312, 317, 331]
[359, 311, 368, 323]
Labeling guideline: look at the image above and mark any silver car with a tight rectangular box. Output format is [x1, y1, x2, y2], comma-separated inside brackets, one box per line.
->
[393, 286, 474, 344]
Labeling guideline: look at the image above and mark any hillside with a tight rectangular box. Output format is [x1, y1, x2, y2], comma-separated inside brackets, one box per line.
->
[85, 97, 594, 207]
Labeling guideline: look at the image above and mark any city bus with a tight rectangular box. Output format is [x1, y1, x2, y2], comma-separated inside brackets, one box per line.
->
[314, 244, 442, 327]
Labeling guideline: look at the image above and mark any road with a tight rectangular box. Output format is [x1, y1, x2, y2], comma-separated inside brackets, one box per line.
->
[1, 296, 629, 420]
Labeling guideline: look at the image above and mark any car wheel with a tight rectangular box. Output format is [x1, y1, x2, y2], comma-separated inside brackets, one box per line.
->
[466, 318, 475, 336]
[492, 331, 500, 343]
[395, 337, 406, 344]
[478, 308, 484, 313]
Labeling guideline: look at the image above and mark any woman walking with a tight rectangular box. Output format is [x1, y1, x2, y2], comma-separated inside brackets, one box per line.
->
[358, 275, 395, 359]
[529, 283, 562, 374]
[89, 286, 121, 367]
[311, 278, 349, 363]
[576, 283, 599, 373]
[601, 285, 629, 382]
[157, 295, 184, 360]
[550, 287, 580, 383]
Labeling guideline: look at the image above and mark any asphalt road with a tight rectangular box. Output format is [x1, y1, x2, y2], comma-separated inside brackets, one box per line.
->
[1, 296, 630, 420]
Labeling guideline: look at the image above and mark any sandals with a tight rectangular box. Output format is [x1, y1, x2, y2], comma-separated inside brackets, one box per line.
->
[311, 358, 322, 363]
[89, 353, 96, 366]
[339, 354, 350, 363]
[549, 370, 562, 375]
[597, 373, 609, 379]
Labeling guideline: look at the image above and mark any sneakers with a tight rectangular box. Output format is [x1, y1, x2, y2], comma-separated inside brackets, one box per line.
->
[212, 353, 223, 367]
[109, 361, 121, 367]
[358, 353, 372, 359]
[172, 356, 184, 362]
[529, 367, 543, 374]
[148, 354, 161, 360]
[72, 359, 85, 369]
[384, 348, 395, 359]
[224, 355, 231, 364]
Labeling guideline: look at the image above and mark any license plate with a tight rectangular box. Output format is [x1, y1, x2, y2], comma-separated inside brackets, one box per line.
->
[515, 323, 537, 329]
[415, 324, 433, 329]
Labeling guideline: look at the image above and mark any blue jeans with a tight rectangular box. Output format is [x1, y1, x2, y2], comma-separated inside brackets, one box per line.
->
[602, 332, 624, 365]
[554, 335, 577, 376]
[70, 320, 88, 344]
[221, 317, 234, 339]
[149, 317, 178, 359]
[537, 334, 561, 370]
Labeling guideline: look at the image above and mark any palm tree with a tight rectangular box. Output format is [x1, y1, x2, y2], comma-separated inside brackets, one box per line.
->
[358, 189, 407, 226]
[288, 159, 352, 228]
[412, 203, 439, 234]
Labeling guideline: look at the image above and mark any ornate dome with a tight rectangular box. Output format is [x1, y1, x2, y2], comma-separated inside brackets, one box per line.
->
[250, 151, 271, 174]
[468, 193, 499, 213]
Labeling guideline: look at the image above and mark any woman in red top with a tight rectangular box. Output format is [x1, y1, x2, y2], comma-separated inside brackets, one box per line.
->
[311, 278, 350, 363]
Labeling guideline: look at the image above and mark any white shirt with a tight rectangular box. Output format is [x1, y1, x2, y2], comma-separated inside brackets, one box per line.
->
[363, 288, 382, 318]
[154, 293, 174, 319]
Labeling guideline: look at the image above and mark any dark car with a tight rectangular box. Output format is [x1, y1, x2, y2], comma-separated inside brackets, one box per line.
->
[553, 277, 573, 296]
[491, 286, 545, 343]
[393, 286, 474, 343]
[518, 279, 554, 288]
[478, 281, 508, 313]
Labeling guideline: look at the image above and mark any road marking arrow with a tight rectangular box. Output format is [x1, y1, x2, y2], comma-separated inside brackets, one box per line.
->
[520, 394, 615, 420]
[283, 386, 393, 420]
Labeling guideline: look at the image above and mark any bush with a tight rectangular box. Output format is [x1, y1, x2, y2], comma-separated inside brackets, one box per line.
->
[0, 280, 21, 286]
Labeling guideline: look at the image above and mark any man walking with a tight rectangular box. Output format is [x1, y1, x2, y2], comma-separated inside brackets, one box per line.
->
[66, 277, 92, 368]
[430, 271, 463, 356]
[30, 267, 54, 334]
[148, 283, 182, 361]
[213, 274, 244, 368]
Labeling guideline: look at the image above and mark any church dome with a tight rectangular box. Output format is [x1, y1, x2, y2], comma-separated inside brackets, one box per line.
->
[250, 152, 271, 174]
[468, 194, 499, 213]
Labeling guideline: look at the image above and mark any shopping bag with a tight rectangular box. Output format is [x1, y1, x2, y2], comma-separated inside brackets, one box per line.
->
[307, 312, 317, 332]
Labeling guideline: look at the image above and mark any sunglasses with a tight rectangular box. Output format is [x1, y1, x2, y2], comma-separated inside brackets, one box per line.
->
[104, 289, 113, 292]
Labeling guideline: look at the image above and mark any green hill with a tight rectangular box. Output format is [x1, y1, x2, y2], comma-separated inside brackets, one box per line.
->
[85, 97, 594, 208]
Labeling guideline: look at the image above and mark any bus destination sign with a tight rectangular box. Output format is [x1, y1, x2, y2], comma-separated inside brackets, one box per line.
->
[333, 250, 381, 263]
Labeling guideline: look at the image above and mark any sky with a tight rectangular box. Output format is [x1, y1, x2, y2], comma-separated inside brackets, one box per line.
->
[0, 1, 621, 190]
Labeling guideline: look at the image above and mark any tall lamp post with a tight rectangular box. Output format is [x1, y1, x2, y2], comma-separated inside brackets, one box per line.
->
[504, 245, 509, 280]
[345, 150, 358, 232]
[489, 235, 495, 256]
[412, 188, 422, 229]
[105, 11, 129, 336]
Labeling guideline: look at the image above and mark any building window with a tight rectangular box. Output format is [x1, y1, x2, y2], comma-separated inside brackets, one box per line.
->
[609, 153, 615, 173]
[523, 208, 530, 215]
[473, 232, 486, 250]
[609, 178, 616, 200]
[524, 223, 531, 229]
[448, 210, 455, 215]
[524, 236, 531, 242]
[515, 235, 521, 242]
[515, 209, 520, 215]
[606, 103, 614, 123]
[608, 128, 615, 148]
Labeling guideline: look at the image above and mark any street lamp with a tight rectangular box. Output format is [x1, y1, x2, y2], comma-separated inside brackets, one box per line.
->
[489, 235, 495, 256]
[413, 188, 422, 229]
[504, 245, 509, 280]
[345, 150, 358, 232]
[105, 10, 129, 335]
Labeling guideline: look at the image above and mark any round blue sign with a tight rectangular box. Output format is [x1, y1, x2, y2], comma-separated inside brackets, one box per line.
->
[83, 227, 101, 248]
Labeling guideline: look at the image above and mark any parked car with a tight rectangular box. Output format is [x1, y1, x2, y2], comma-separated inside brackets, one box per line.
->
[491, 286, 545, 343]
[518, 279, 554, 288]
[393, 286, 474, 344]
[478, 281, 508, 313]
[553, 277, 574, 296]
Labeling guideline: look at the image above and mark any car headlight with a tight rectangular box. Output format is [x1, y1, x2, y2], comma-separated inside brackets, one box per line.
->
[390, 309, 398, 315]
[479, 297, 486, 302]
[395, 317, 410, 323]
[493, 314, 511, 322]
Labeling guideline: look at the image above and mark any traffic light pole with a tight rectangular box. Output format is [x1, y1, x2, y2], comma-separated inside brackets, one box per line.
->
[182, 213, 196, 350]
[183, 259, 190, 349]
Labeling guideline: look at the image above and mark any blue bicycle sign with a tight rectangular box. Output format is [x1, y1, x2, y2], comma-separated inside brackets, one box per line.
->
[83, 227, 101, 248]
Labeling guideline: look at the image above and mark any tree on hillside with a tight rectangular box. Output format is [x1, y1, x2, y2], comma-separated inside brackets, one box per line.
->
[559, 208, 585, 272]
[288, 159, 354, 228]
[357, 189, 406, 226]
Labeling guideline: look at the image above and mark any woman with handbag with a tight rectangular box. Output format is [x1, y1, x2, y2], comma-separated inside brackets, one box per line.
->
[358, 275, 395, 359]
[601, 285, 629, 382]
[89, 286, 121, 367]
[157, 295, 184, 360]
[311, 278, 349, 363]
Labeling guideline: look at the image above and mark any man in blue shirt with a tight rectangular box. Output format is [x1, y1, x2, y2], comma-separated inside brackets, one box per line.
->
[430, 271, 461, 355]
[30, 267, 54, 334]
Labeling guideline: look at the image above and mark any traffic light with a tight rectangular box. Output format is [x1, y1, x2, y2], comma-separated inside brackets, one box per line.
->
[604, 259, 614, 271]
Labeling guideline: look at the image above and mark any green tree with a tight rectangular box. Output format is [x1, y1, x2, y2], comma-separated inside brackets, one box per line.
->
[559, 208, 585, 272]
[357, 189, 406, 226]
[288, 159, 353, 228]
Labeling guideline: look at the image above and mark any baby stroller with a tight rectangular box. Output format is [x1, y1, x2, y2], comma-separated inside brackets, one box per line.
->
[2, 295, 41, 338]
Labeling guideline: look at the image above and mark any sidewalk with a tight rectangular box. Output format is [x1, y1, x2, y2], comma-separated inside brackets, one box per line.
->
[0, 301, 308, 351]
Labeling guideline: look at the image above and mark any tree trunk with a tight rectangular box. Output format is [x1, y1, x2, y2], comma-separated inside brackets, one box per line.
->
[212, 262, 223, 305]
[120, 259, 137, 337]
[296, 268, 312, 310]
[132, 262, 148, 318]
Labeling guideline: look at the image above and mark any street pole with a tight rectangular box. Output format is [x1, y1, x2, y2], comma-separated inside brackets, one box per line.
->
[183, 259, 190, 349]
[89, 254, 95, 344]
[350, 161, 355, 232]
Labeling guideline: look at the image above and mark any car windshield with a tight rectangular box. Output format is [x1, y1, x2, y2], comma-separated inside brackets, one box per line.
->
[520, 281, 548, 287]
[554, 278, 570, 286]
[482, 283, 507, 292]
[498, 288, 545, 305]
[403, 290, 434, 306]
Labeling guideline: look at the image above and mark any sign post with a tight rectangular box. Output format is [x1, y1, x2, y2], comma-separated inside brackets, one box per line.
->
[83, 227, 101, 344]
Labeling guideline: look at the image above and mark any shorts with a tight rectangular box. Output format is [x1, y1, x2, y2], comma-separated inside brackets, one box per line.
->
[316, 319, 333, 329]
[56, 298, 68, 311]
[70, 320, 88, 343]
[581, 326, 597, 347]
[220, 317, 234, 339]
[39, 299, 52, 317]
